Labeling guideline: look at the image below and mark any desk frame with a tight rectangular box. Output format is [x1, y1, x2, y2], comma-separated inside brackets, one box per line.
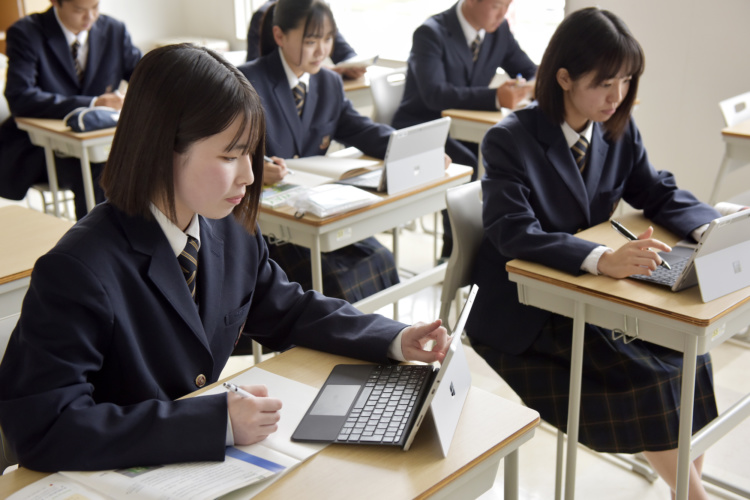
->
[15, 118, 115, 217]
[507, 217, 750, 500]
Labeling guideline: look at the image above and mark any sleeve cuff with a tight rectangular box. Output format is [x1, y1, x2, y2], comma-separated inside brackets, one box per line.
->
[387, 328, 407, 361]
[226, 406, 235, 446]
[582, 245, 612, 275]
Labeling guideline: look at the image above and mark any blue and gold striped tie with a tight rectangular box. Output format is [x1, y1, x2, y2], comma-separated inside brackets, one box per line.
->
[293, 81, 306, 117]
[571, 136, 589, 173]
[178, 236, 199, 299]
[71, 40, 83, 84]
[470, 34, 481, 63]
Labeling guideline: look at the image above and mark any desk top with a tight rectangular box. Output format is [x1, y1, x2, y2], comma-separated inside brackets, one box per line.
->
[260, 163, 473, 226]
[442, 108, 506, 125]
[342, 65, 401, 93]
[15, 117, 116, 140]
[0, 206, 73, 285]
[0, 347, 540, 499]
[506, 212, 750, 327]
[722, 119, 750, 139]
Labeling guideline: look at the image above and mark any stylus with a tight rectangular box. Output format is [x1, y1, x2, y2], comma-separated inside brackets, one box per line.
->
[610, 219, 671, 270]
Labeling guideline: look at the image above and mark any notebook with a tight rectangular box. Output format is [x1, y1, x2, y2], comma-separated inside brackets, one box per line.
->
[629, 210, 750, 301]
[292, 284, 477, 457]
[336, 117, 451, 195]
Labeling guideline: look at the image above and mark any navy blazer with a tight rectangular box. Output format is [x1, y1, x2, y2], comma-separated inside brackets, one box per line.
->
[245, 1, 356, 63]
[392, 3, 537, 130]
[0, 8, 141, 200]
[466, 103, 721, 355]
[238, 50, 393, 159]
[0, 203, 406, 471]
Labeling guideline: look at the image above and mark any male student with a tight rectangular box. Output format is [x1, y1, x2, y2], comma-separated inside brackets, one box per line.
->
[392, 0, 537, 260]
[244, 0, 365, 80]
[0, 0, 141, 220]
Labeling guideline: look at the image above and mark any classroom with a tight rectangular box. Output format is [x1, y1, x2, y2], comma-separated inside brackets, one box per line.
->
[1, 1, 749, 499]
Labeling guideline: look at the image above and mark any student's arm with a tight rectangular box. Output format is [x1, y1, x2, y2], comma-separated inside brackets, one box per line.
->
[495, 22, 537, 82]
[330, 31, 357, 64]
[408, 23, 497, 112]
[245, 9, 265, 62]
[4, 25, 94, 118]
[0, 253, 228, 472]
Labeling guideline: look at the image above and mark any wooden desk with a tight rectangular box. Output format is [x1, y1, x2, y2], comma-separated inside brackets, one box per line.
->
[0, 347, 541, 500]
[506, 213, 750, 500]
[709, 119, 750, 204]
[0, 206, 73, 350]
[441, 109, 507, 181]
[15, 117, 116, 216]
[342, 65, 400, 111]
[259, 164, 472, 312]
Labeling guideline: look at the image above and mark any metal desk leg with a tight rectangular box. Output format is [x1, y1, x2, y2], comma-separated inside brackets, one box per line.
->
[79, 146, 96, 212]
[504, 448, 519, 500]
[43, 148, 61, 218]
[565, 301, 586, 500]
[675, 337, 698, 500]
[310, 237, 323, 293]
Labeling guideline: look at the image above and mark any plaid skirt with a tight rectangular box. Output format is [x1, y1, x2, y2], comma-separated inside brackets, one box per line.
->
[470, 313, 718, 453]
[267, 236, 399, 302]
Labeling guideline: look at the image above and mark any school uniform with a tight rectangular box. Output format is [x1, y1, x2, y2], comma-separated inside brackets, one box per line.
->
[391, 1, 536, 257]
[237, 50, 399, 303]
[0, 7, 141, 219]
[245, 0, 356, 63]
[466, 102, 721, 453]
[0, 202, 407, 471]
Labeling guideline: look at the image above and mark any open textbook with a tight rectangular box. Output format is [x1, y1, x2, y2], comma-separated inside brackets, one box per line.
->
[9, 369, 324, 500]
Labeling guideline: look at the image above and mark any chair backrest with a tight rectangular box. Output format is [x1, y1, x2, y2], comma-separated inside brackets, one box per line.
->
[0, 425, 17, 474]
[369, 67, 406, 126]
[719, 91, 750, 127]
[439, 181, 484, 333]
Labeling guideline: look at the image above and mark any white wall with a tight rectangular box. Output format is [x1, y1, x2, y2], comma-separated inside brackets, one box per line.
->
[566, 0, 750, 202]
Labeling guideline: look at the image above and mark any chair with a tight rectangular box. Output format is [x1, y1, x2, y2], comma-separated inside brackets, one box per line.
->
[438, 181, 483, 335]
[437, 181, 657, 497]
[0, 426, 17, 475]
[368, 67, 406, 126]
[709, 91, 750, 205]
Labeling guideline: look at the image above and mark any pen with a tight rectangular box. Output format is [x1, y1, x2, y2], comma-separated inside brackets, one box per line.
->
[610, 219, 671, 270]
[264, 156, 294, 175]
[223, 382, 253, 398]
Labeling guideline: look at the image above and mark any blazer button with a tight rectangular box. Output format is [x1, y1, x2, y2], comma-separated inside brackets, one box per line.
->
[195, 374, 207, 388]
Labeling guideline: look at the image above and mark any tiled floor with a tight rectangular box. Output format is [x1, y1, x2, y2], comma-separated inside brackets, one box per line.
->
[4, 197, 749, 499]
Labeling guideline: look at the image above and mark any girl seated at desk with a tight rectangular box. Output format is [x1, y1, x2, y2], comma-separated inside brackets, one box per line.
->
[238, 0, 432, 305]
[0, 43, 449, 472]
[465, 8, 721, 499]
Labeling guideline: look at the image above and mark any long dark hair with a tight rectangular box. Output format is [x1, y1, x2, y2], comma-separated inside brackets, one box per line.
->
[535, 7, 644, 140]
[101, 43, 266, 233]
[259, 0, 337, 58]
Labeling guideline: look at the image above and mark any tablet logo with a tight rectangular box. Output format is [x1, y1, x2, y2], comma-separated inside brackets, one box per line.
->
[450, 381, 456, 397]
[733, 261, 742, 274]
[413, 165, 421, 176]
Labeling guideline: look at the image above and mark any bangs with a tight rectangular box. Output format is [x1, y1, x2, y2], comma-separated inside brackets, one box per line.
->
[225, 99, 265, 157]
[303, 4, 336, 38]
[590, 30, 644, 83]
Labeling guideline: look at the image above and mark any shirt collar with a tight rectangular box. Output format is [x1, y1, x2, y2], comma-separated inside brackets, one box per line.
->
[456, 0, 485, 47]
[53, 7, 89, 47]
[278, 49, 311, 90]
[149, 203, 201, 258]
[561, 120, 593, 149]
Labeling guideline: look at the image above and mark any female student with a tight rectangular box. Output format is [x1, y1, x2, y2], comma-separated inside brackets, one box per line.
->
[465, 8, 720, 498]
[237, 0, 402, 303]
[0, 43, 449, 472]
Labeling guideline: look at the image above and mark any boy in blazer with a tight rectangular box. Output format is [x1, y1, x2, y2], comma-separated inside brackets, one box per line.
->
[392, 0, 537, 259]
[0, 0, 141, 219]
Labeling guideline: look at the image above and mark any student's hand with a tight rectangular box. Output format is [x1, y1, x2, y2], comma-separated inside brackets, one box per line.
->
[330, 65, 367, 80]
[496, 80, 531, 110]
[597, 226, 672, 279]
[227, 385, 283, 445]
[400, 319, 450, 363]
[443, 153, 452, 170]
[263, 156, 289, 185]
[94, 91, 125, 110]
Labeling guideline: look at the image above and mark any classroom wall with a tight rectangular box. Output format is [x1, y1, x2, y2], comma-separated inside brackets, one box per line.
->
[566, 0, 750, 203]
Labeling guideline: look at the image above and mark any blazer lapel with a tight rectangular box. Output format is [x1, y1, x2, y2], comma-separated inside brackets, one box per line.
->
[538, 116, 591, 222]
[301, 73, 319, 130]
[196, 217, 225, 344]
[269, 52, 304, 154]
[583, 124, 609, 203]
[444, 9, 474, 82]
[116, 209, 211, 352]
[82, 18, 104, 90]
[41, 9, 79, 87]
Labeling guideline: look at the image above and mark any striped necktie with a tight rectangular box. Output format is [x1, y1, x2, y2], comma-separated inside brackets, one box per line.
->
[470, 33, 481, 63]
[71, 40, 83, 84]
[571, 136, 589, 173]
[293, 81, 307, 117]
[178, 236, 199, 299]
